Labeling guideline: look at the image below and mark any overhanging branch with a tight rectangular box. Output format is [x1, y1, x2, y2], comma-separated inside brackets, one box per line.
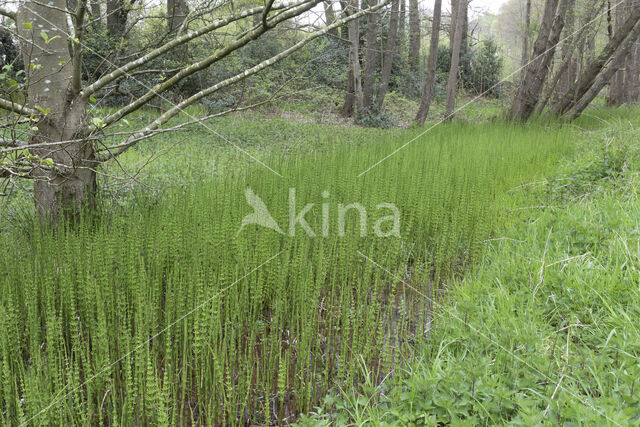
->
[97, 0, 390, 161]
[0, 98, 37, 116]
[100, 0, 320, 127]
[80, 0, 310, 99]
[0, 6, 15, 20]
[0, 137, 27, 147]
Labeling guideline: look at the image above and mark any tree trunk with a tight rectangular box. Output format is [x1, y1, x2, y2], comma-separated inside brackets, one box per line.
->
[90, 0, 101, 20]
[509, 0, 570, 122]
[324, 1, 339, 37]
[623, 0, 639, 103]
[18, 0, 96, 224]
[398, 0, 406, 46]
[408, 0, 420, 73]
[608, 1, 627, 105]
[564, 16, 640, 120]
[167, 0, 189, 34]
[460, 0, 468, 60]
[107, 0, 129, 40]
[362, 0, 378, 109]
[603, 0, 612, 105]
[552, 3, 640, 115]
[555, 0, 576, 98]
[445, 0, 465, 120]
[415, 0, 441, 125]
[342, 67, 356, 117]
[520, 0, 532, 81]
[450, 0, 458, 51]
[376, 0, 400, 110]
[630, 41, 640, 101]
[342, 0, 364, 116]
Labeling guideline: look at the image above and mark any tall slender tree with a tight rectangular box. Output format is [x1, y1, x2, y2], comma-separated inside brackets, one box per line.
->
[408, 0, 420, 72]
[553, 4, 640, 115]
[508, 0, 571, 121]
[445, 0, 466, 120]
[167, 0, 189, 34]
[520, 0, 532, 81]
[344, 0, 365, 115]
[415, 0, 442, 125]
[363, 0, 379, 108]
[377, 0, 401, 109]
[398, 0, 406, 45]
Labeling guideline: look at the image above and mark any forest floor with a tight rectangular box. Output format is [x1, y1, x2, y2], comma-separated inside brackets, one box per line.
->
[299, 109, 640, 425]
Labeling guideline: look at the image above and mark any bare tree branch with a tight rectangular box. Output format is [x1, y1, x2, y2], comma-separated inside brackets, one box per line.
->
[0, 6, 16, 20]
[80, 0, 309, 99]
[97, 0, 390, 161]
[100, 0, 321, 127]
[0, 98, 37, 116]
[0, 137, 27, 147]
[263, 0, 276, 28]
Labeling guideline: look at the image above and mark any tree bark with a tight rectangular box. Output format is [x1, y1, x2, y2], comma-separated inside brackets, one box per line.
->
[552, 3, 640, 115]
[18, 0, 95, 224]
[508, 0, 570, 122]
[408, 0, 420, 73]
[362, 0, 379, 108]
[564, 16, 640, 119]
[376, 0, 400, 109]
[324, 1, 339, 37]
[630, 40, 640, 101]
[520, 0, 532, 82]
[460, 0, 468, 60]
[107, 0, 130, 40]
[415, 0, 441, 125]
[553, 0, 576, 100]
[608, 1, 626, 105]
[167, 0, 189, 35]
[445, 0, 465, 120]
[398, 0, 406, 46]
[622, 0, 639, 103]
[342, 0, 364, 116]
[450, 0, 458, 51]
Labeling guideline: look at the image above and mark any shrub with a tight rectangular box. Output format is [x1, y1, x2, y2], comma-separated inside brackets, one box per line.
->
[356, 107, 397, 128]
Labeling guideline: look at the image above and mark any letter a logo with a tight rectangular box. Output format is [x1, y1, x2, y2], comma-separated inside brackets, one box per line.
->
[237, 188, 284, 235]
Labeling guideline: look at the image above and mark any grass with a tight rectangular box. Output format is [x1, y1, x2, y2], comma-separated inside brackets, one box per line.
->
[299, 110, 640, 425]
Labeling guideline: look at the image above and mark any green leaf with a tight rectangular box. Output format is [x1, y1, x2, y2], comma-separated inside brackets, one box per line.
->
[35, 106, 50, 116]
[92, 117, 105, 128]
[22, 22, 32, 30]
